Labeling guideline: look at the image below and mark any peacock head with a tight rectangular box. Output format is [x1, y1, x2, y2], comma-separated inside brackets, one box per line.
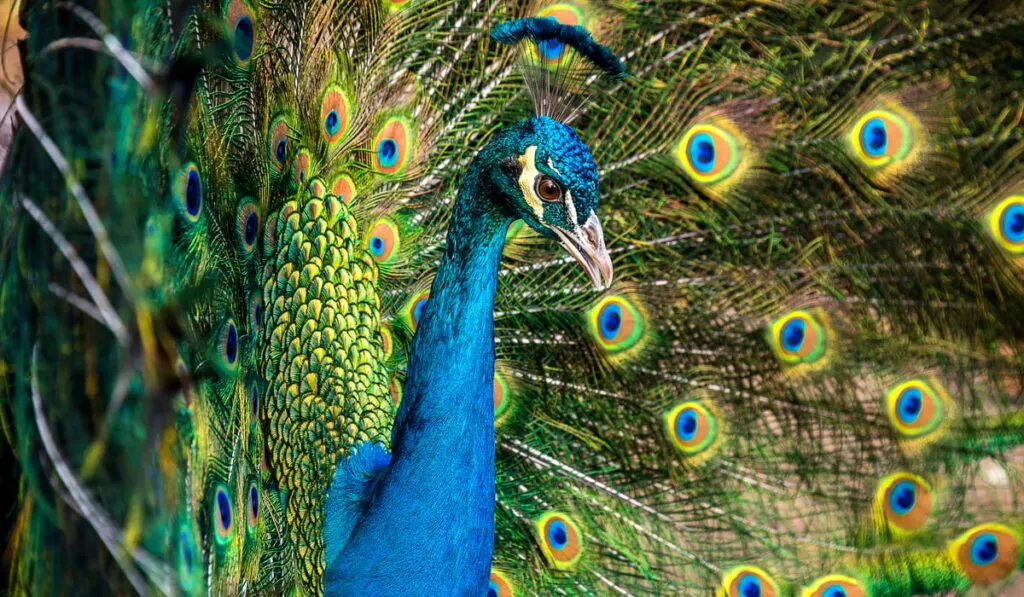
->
[486, 115, 612, 290]
[483, 17, 625, 291]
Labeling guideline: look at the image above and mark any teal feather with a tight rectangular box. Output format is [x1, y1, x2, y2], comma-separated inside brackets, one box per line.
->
[2, 1, 1024, 596]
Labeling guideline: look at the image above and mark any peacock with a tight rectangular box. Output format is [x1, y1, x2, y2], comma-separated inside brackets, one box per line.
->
[3, 0, 1024, 594]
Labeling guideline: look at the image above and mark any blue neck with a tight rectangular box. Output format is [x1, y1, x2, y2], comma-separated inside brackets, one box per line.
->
[326, 158, 510, 595]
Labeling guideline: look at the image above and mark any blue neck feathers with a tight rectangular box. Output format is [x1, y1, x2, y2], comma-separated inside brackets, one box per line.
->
[325, 151, 511, 595]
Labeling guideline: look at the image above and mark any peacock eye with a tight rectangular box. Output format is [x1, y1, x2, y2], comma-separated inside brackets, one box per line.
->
[876, 472, 932, 533]
[246, 481, 259, 533]
[952, 524, 1021, 585]
[534, 512, 584, 570]
[489, 570, 515, 597]
[850, 109, 914, 168]
[213, 485, 234, 544]
[721, 566, 779, 597]
[767, 309, 829, 367]
[885, 378, 948, 440]
[802, 575, 867, 597]
[986, 195, 1024, 255]
[535, 176, 563, 202]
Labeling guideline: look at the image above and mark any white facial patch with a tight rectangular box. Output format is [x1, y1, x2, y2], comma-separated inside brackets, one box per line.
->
[517, 146, 545, 221]
[563, 189, 577, 230]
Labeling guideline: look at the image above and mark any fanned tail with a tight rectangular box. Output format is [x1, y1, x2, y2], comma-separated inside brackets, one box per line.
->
[2, 1, 1024, 596]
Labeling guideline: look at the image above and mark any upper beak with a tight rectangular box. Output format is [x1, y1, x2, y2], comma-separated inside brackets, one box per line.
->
[551, 212, 614, 291]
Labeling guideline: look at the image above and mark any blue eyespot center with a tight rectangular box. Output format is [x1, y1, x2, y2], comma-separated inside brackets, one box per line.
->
[599, 304, 622, 339]
[970, 533, 999, 565]
[275, 139, 287, 164]
[325, 110, 340, 135]
[738, 574, 762, 597]
[488, 582, 499, 597]
[244, 211, 259, 245]
[186, 170, 202, 216]
[216, 489, 231, 529]
[234, 16, 254, 62]
[539, 38, 564, 60]
[687, 132, 716, 173]
[889, 481, 916, 515]
[378, 139, 398, 168]
[781, 319, 805, 352]
[861, 118, 888, 157]
[1000, 203, 1024, 243]
[225, 324, 238, 364]
[897, 388, 923, 423]
[548, 520, 568, 550]
[676, 409, 698, 441]
[413, 298, 428, 323]
[822, 585, 847, 597]
[254, 302, 263, 327]
[370, 236, 385, 256]
[249, 485, 259, 520]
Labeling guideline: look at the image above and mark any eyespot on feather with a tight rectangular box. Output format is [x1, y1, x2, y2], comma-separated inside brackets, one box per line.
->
[320, 85, 352, 146]
[174, 162, 203, 223]
[675, 123, 744, 185]
[489, 570, 515, 597]
[799, 575, 867, 597]
[218, 318, 240, 372]
[402, 289, 430, 331]
[767, 310, 829, 368]
[720, 566, 779, 597]
[875, 472, 932, 533]
[848, 109, 915, 169]
[664, 401, 721, 463]
[493, 373, 511, 419]
[246, 481, 259, 533]
[372, 116, 414, 175]
[366, 218, 400, 264]
[212, 484, 234, 545]
[534, 512, 584, 570]
[236, 199, 260, 255]
[268, 116, 291, 173]
[587, 294, 647, 358]
[248, 293, 264, 334]
[263, 209, 279, 257]
[294, 149, 312, 186]
[949, 523, 1021, 585]
[985, 195, 1024, 256]
[226, 0, 255, 66]
[884, 378, 950, 442]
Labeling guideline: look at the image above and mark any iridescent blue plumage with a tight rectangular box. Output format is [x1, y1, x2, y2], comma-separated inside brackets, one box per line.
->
[325, 114, 610, 594]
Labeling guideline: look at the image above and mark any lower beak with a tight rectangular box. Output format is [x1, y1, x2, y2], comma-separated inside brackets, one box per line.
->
[552, 212, 614, 291]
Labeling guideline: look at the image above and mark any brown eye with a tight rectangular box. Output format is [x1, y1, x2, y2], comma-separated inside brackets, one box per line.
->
[536, 176, 563, 202]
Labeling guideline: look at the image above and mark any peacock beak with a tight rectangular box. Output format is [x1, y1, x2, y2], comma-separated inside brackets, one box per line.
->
[552, 211, 613, 291]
